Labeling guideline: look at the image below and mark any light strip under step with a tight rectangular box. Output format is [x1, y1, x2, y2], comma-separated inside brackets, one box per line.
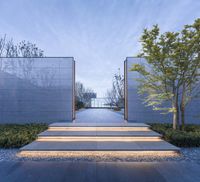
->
[48, 127, 151, 131]
[37, 136, 161, 142]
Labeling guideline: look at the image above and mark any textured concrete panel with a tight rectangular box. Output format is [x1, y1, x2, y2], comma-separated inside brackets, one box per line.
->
[125, 57, 200, 123]
[0, 57, 75, 123]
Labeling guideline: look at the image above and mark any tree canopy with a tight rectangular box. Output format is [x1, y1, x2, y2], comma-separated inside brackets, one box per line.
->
[131, 19, 200, 130]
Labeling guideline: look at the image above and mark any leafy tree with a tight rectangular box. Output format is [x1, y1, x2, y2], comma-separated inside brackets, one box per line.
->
[176, 19, 200, 130]
[131, 26, 181, 129]
[131, 19, 200, 130]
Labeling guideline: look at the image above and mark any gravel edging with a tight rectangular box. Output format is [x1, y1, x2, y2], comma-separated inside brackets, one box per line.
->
[1, 148, 200, 163]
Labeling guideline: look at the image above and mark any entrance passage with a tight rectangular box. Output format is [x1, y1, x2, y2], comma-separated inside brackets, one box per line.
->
[91, 98, 110, 108]
[88, 98, 117, 108]
[75, 109, 124, 123]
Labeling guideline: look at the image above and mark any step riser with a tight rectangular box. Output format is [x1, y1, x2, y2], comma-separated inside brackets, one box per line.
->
[37, 136, 162, 142]
[48, 127, 151, 131]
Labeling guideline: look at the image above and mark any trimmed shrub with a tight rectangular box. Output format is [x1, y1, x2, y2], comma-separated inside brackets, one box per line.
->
[0, 123, 48, 148]
[150, 123, 200, 147]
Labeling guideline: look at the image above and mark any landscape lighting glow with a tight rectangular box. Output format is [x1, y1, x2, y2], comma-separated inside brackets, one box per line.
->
[19, 150, 180, 158]
[37, 136, 161, 142]
[48, 127, 150, 131]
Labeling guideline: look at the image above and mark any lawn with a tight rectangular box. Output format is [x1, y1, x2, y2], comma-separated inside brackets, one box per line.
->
[150, 123, 200, 147]
[0, 123, 48, 148]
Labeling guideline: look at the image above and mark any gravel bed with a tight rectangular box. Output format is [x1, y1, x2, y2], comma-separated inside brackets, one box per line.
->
[1, 148, 200, 163]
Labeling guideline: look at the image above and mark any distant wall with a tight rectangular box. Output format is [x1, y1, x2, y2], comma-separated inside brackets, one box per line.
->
[0, 57, 75, 123]
[124, 57, 200, 124]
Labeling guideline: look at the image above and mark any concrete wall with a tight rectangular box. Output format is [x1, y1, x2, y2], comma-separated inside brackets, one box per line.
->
[0, 57, 75, 123]
[125, 57, 200, 124]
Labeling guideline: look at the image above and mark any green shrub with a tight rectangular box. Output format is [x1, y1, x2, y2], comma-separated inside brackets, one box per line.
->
[150, 123, 200, 147]
[75, 100, 85, 110]
[0, 123, 48, 148]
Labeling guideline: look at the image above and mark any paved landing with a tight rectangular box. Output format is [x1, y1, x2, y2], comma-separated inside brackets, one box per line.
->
[1, 161, 200, 182]
[75, 109, 125, 123]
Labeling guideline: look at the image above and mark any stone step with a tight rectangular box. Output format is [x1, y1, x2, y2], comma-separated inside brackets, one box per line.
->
[38, 131, 161, 141]
[50, 122, 149, 127]
[37, 136, 161, 142]
[20, 140, 180, 152]
[19, 122, 180, 157]
[38, 130, 161, 137]
[49, 123, 150, 131]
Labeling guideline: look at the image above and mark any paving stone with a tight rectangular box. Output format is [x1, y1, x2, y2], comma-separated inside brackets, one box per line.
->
[21, 141, 179, 151]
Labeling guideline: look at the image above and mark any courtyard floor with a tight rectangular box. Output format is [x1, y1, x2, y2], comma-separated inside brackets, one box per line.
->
[0, 109, 200, 182]
[75, 108, 125, 123]
[0, 160, 200, 182]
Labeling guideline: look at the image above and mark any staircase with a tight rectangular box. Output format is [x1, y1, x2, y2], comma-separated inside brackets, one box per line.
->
[20, 122, 180, 156]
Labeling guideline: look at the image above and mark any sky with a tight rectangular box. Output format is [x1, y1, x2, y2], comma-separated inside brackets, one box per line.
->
[0, 0, 200, 97]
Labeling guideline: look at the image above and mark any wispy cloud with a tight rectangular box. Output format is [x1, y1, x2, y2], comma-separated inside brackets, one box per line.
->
[0, 0, 199, 96]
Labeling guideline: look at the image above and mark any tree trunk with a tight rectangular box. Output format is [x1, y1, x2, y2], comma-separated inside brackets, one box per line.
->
[180, 82, 186, 131]
[176, 88, 180, 130]
[172, 96, 177, 130]
[172, 108, 177, 130]
[180, 105, 185, 130]
[172, 86, 179, 130]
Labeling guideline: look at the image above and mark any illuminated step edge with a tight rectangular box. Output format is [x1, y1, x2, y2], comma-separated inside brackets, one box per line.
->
[19, 150, 180, 158]
[36, 136, 162, 142]
[49, 123, 150, 127]
[48, 127, 151, 131]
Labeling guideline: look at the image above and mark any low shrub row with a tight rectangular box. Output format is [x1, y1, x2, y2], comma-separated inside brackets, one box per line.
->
[0, 123, 48, 148]
[150, 123, 200, 147]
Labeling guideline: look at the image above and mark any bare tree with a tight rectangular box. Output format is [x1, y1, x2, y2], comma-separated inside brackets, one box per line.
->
[18, 41, 44, 57]
[75, 82, 96, 108]
[75, 82, 85, 101]
[0, 35, 6, 57]
[82, 88, 96, 107]
[16, 41, 44, 80]
[106, 69, 124, 108]
[5, 39, 18, 57]
[0, 35, 7, 71]
[0, 35, 48, 86]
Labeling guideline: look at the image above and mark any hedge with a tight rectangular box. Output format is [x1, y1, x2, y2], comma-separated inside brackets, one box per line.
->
[0, 123, 48, 148]
[150, 123, 200, 147]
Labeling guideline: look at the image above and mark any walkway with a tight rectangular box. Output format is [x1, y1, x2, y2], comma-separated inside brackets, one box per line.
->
[3, 109, 198, 181]
[75, 109, 125, 123]
[1, 161, 200, 182]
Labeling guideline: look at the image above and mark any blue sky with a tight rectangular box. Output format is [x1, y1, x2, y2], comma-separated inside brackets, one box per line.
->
[0, 0, 200, 96]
